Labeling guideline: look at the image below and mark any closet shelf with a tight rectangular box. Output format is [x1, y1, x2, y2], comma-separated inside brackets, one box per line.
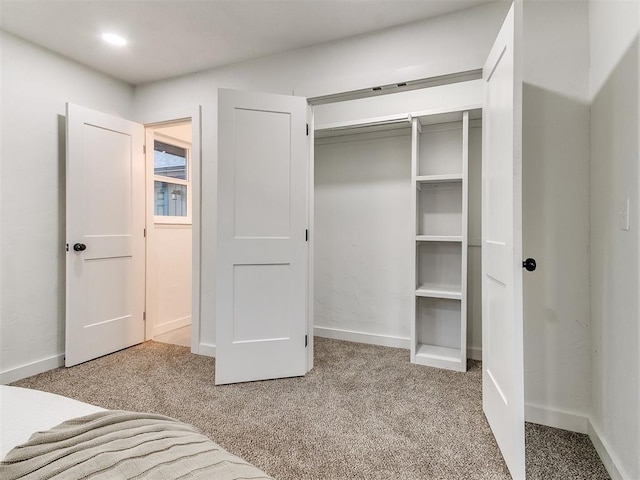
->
[414, 343, 467, 372]
[415, 284, 462, 300]
[416, 235, 462, 243]
[416, 174, 463, 184]
[416, 344, 460, 361]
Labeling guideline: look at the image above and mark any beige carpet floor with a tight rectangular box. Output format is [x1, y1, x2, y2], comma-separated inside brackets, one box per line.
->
[12, 338, 609, 480]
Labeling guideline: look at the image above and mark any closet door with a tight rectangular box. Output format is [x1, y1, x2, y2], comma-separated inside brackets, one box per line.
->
[481, 2, 525, 479]
[215, 88, 309, 385]
[65, 104, 145, 367]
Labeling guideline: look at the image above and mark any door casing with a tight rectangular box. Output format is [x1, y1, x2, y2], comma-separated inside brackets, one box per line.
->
[144, 119, 195, 344]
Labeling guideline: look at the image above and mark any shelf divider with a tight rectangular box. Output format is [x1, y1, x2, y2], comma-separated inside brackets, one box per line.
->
[416, 344, 461, 361]
[415, 284, 462, 300]
[413, 344, 464, 371]
[416, 235, 462, 242]
[416, 173, 463, 184]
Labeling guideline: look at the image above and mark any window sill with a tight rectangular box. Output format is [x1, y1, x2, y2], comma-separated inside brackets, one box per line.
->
[154, 216, 192, 226]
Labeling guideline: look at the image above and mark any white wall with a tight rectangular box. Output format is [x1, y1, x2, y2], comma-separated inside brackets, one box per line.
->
[150, 225, 192, 336]
[132, 1, 511, 353]
[147, 123, 192, 338]
[588, 1, 640, 479]
[0, 32, 134, 383]
[314, 130, 413, 345]
[521, 0, 592, 432]
[154, 123, 191, 144]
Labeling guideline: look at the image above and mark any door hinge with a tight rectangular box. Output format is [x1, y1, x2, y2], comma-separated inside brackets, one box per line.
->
[306, 123, 309, 136]
[143, 311, 146, 321]
[305, 334, 308, 347]
[305, 229, 309, 242]
[144, 228, 146, 238]
[143, 144, 146, 154]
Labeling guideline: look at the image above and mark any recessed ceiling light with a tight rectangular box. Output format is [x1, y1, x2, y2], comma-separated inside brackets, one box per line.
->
[102, 33, 127, 47]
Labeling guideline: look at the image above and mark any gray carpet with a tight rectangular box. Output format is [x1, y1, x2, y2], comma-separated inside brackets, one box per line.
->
[12, 338, 609, 480]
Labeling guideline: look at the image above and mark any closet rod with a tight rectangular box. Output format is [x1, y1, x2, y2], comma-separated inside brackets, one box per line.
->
[316, 117, 410, 136]
[308, 69, 483, 106]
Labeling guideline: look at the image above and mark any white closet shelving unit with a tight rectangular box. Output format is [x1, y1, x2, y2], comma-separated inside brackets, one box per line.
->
[410, 109, 474, 372]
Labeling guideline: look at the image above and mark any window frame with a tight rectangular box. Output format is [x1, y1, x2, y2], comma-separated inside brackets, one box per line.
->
[153, 132, 192, 225]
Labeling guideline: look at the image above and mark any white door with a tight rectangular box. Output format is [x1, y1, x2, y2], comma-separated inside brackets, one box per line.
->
[216, 88, 309, 385]
[481, 3, 525, 479]
[65, 104, 145, 367]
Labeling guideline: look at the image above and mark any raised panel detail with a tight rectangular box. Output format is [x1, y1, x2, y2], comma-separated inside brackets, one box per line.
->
[234, 108, 291, 239]
[486, 274, 508, 394]
[85, 256, 132, 329]
[84, 125, 132, 236]
[232, 263, 291, 343]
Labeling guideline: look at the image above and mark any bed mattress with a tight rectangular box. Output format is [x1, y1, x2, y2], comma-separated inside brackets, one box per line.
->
[0, 386, 271, 479]
[0, 385, 104, 459]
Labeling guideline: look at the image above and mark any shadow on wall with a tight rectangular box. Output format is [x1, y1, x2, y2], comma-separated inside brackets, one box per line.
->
[57, 114, 66, 354]
[589, 34, 640, 479]
[521, 83, 591, 416]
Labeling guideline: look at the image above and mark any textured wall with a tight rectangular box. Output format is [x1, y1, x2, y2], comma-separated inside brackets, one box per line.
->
[521, 0, 592, 429]
[0, 32, 134, 382]
[314, 132, 413, 341]
[588, 1, 640, 478]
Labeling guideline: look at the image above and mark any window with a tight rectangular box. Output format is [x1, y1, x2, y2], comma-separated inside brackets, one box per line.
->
[153, 134, 191, 223]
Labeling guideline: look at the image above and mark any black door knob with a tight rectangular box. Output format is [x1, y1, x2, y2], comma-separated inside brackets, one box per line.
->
[522, 258, 536, 272]
[73, 243, 87, 252]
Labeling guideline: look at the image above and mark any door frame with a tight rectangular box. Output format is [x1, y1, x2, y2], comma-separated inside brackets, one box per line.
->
[144, 119, 194, 344]
[138, 106, 202, 354]
[307, 103, 315, 372]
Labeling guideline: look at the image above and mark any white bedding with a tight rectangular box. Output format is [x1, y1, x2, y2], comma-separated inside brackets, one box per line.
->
[0, 385, 104, 459]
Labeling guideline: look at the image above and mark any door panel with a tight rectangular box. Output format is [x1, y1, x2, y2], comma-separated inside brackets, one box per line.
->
[232, 263, 292, 342]
[234, 109, 293, 238]
[216, 89, 309, 385]
[66, 104, 145, 367]
[482, 2, 525, 479]
[84, 126, 133, 233]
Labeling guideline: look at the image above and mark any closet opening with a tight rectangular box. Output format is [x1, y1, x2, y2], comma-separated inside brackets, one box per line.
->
[144, 119, 193, 348]
[312, 81, 484, 371]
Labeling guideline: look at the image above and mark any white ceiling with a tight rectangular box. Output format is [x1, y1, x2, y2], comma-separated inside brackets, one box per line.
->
[0, 0, 496, 85]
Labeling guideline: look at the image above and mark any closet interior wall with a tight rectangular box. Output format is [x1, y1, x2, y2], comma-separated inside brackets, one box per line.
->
[315, 126, 413, 344]
[313, 81, 483, 360]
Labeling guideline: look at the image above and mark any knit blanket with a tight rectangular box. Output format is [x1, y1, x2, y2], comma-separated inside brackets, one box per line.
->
[0, 410, 272, 480]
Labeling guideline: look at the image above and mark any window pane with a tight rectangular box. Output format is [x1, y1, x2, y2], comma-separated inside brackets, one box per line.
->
[154, 181, 187, 217]
[154, 140, 187, 180]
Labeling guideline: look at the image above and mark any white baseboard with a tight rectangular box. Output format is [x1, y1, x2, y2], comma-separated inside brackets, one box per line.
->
[153, 316, 191, 337]
[588, 420, 631, 480]
[467, 346, 482, 361]
[314, 326, 409, 349]
[0, 354, 65, 385]
[525, 403, 588, 434]
[198, 343, 216, 357]
[314, 327, 482, 360]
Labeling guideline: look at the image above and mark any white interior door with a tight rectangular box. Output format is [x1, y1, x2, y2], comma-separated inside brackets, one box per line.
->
[481, 2, 525, 479]
[65, 103, 145, 367]
[216, 88, 309, 385]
